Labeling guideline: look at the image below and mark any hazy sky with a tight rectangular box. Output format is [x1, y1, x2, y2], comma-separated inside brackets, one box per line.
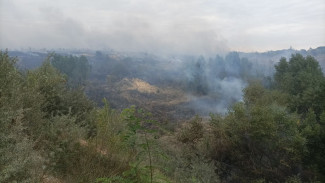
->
[0, 0, 324, 54]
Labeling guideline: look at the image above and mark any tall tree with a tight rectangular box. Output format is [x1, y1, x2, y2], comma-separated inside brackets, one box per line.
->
[274, 54, 325, 181]
[274, 54, 325, 118]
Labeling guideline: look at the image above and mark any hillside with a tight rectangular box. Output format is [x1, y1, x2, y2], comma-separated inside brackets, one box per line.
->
[8, 47, 325, 121]
[1, 50, 325, 182]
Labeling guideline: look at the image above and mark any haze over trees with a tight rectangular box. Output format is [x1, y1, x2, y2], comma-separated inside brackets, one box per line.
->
[1, 0, 324, 181]
[50, 53, 91, 87]
[1, 49, 325, 182]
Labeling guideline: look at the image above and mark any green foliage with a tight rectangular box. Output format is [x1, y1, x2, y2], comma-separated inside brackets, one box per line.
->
[0, 109, 44, 183]
[121, 106, 159, 183]
[0, 50, 22, 102]
[243, 81, 289, 107]
[177, 115, 204, 144]
[157, 116, 220, 183]
[0, 51, 96, 182]
[0, 51, 44, 182]
[44, 115, 85, 174]
[26, 60, 66, 118]
[96, 162, 153, 183]
[274, 54, 325, 181]
[274, 54, 325, 117]
[96, 163, 172, 183]
[1, 50, 324, 182]
[172, 154, 220, 183]
[299, 109, 325, 181]
[93, 98, 127, 153]
[207, 84, 306, 182]
[51, 53, 91, 87]
[96, 106, 170, 183]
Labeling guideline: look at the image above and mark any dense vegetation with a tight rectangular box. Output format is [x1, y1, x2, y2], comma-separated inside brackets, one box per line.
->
[1, 51, 324, 182]
[50, 53, 91, 87]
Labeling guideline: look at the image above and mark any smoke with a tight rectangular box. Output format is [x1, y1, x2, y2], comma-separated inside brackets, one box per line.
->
[2, 0, 324, 117]
[187, 77, 247, 114]
[171, 52, 261, 115]
[0, 0, 229, 56]
[2, 0, 323, 53]
[8, 46, 324, 117]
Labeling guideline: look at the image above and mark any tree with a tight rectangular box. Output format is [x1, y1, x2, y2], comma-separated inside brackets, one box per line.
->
[274, 54, 325, 181]
[208, 83, 306, 182]
[274, 54, 325, 118]
[188, 56, 208, 95]
[0, 51, 44, 182]
[51, 53, 91, 87]
[0, 51, 96, 182]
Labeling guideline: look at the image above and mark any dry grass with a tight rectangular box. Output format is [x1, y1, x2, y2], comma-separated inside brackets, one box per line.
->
[101, 77, 193, 121]
[118, 78, 159, 94]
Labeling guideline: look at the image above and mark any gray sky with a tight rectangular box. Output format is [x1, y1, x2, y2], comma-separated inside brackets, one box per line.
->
[0, 0, 324, 54]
